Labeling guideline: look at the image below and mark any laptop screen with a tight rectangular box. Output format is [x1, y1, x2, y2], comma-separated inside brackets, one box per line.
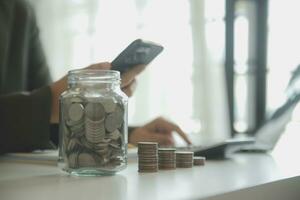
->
[254, 65, 300, 149]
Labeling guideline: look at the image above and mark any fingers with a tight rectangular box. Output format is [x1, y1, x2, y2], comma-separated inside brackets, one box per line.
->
[121, 79, 137, 97]
[139, 133, 174, 146]
[85, 63, 144, 98]
[86, 62, 112, 70]
[173, 124, 192, 145]
[83, 62, 140, 97]
[121, 64, 146, 87]
[150, 117, 192, 145]
[129, 128, 174, 146]
[149, 133, 174, 146]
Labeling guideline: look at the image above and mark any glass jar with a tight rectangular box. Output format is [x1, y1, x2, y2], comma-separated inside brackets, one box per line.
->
[58, 69, 128, 176]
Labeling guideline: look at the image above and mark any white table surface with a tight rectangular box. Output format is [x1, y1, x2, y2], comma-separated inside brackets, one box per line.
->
[1, 147, 300, 200]
[3, 110, 300, 200]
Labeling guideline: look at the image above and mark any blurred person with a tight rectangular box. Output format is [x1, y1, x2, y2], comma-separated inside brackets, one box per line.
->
[0, 0, 191, 154]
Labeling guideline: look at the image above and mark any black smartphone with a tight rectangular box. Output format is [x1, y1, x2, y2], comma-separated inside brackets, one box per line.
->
[111, 39, 164, 74]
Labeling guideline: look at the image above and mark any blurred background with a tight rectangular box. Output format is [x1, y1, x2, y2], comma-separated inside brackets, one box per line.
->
[27, 0, 300, 144]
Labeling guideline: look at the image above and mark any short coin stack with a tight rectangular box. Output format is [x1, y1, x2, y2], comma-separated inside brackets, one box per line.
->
[138, 142, 158, 172]
[158, 148, 176, 170]
[176, 151, 194, 168]
[193, 156, 206, 166]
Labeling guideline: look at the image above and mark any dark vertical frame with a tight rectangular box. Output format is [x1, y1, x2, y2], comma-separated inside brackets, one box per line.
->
[225, 0, 268, 135]
[225, 0, 235, 136]
[254, 0, 268, 129]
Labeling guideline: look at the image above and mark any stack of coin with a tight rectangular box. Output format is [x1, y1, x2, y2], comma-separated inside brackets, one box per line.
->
[158, 148, 176, 170]
[176, 151, 194, 168]
[138, 142, 158, 172]
[193, 156, 206, 166]
[84, 102, 106, 144]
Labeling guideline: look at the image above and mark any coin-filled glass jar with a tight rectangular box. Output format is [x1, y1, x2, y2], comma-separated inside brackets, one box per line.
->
[58, 69, 128, 176]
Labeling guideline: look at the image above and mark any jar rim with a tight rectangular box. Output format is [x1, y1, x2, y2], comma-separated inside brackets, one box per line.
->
[68, 69, 120, 84]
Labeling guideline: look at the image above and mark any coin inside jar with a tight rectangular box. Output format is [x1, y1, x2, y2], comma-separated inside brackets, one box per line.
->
[68, 152, 78, 168]
[105, 113, 122, 132]
[105, 104, 124, 132]
[68, 103, 84, 122]
[101, 99, 117, 113]
[77, 152, 98, 167]
[85, 102, 105, 121]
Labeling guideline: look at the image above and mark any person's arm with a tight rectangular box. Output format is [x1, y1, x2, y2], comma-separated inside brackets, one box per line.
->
[0, 87, 52, 153]
[0, 1, 54, 154]
[27, 2, 52, 90]
[0, 61, 134, 154]
[128, 117, 192, 146]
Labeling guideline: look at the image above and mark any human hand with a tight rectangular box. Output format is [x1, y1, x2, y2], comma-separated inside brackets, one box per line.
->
[120, 64, 146, 97]
[49, 62, 111, 123]
[88, 63, 146, 97]
[129, 117, 192, 146]
[50, 62, 146, 123]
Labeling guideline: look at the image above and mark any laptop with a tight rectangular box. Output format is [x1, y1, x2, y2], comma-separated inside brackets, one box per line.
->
[177, 65, 300, 159]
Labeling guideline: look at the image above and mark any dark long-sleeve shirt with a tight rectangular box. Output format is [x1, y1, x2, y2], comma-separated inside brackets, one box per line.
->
[0, 0, 53, 153]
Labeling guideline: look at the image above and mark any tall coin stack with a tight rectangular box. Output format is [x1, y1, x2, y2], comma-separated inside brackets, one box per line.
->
[138, 142, 158, 172]
[176, 152, 194, 168]
[158, 148, 176, 170]
[85, 102, 106, 144]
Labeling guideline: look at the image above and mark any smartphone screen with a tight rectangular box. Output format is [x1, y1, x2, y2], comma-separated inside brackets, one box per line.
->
[111, 39, 164, 73]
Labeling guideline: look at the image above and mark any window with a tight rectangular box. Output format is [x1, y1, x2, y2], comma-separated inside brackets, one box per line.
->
[225, 0, 268, 135]
[30, 0, 228, 143]
[267, 0, 300, 113]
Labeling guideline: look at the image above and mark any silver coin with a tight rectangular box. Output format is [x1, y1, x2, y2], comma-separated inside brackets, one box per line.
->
[70, 128, 85, 138]
[68, 153, 78, 168]
[101, 99, 117, 113]
[95, 148, 109, 157]
[67, 138, 80, 153]
[109, 138, 121, 150]
[85, 102, 105, 121]
[115, 104, 124, 118]
[105, 112, 123, 132]
[65, 121, 85, 138]
[65, 118, 79, 127]
[109, 157, 123, 166]
[70, 97, 84, 103]
[77, 152, 97, 167]
[109, 143, 120, 149]
[79, 137, 94, 149]
[94, 142, 109, 149]
[110, 148, 123, 159]
[108, 129, 121, 140]
[68, 103, 84, 122]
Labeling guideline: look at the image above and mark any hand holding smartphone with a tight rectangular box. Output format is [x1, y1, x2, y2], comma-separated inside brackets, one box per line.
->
[111, 39, 164, 74]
